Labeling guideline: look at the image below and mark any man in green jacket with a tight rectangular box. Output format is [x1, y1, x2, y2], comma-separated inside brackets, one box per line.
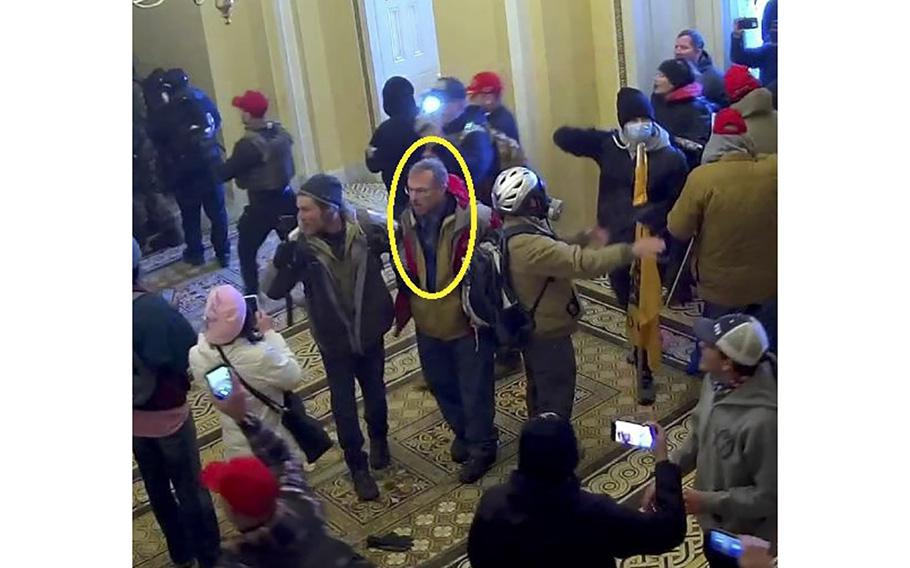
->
[491, 167, 666, 420]
[642, 313, 777, 564]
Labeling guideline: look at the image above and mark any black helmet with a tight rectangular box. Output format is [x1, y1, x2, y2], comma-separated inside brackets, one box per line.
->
[162, 68, 189, 90]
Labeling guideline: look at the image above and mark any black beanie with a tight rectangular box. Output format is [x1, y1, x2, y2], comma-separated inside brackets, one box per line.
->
[616, 87, 655, 127]
[658, 58, 696, 89]
[382, 76, 418, 119]
[299, 174, 344, 209]
[518, 413, 579, 481]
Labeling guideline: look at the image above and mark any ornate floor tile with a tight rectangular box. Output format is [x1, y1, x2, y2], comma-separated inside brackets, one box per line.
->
[315, 462, 435, 525]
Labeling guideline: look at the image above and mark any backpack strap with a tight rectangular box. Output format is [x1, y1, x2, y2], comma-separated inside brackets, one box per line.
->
[500, 223, 555, 316]
[214, 345, 286, 414]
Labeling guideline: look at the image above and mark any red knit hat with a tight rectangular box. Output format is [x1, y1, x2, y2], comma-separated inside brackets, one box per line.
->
[467, 71, 503, 96]
[201, 457, 279, 517]
[724, 65, 761, 103]
[713, 108, 748, 135]
[232, 90, 269, 118]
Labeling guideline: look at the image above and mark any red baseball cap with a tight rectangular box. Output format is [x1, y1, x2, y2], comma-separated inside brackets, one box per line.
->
[232, 90, 269, 118]
[724, 65, 761, 104]
[201, 457, 279, 517]
[467, 71, 503, 96]
[713, 108, 748, 135]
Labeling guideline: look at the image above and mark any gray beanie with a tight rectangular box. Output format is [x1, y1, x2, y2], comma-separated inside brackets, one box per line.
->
[299, 174, 344, 209]
[133, 238, 142, 270]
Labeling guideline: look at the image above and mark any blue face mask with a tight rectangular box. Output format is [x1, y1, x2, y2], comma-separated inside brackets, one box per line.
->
[623, 121, 654, 144]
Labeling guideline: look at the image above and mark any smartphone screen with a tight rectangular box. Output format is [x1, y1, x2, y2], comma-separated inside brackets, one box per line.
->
[708, 530, 743, 559]
[243, 294, 259, 317]
[205, 365, 233, 400]
[612, 420, 654, 449]
[737, 17, 759, 29]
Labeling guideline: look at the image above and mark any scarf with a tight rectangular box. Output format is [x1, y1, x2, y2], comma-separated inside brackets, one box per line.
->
[614, 122, 672, 158]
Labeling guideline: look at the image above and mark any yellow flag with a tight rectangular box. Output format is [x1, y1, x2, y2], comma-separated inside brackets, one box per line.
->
[626, 143, 663, 370]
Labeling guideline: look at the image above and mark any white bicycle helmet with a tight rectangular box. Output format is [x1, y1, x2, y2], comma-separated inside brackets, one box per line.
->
[492, 166, 543, 215]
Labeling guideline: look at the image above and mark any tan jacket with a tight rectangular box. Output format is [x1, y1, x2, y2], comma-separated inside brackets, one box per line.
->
[667, 153, 777, 307]
[504, 217, 634, 338]
[731, 88, 777, 155]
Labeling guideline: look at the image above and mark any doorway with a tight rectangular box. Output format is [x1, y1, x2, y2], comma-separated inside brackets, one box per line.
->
[359, 0, 441, 126]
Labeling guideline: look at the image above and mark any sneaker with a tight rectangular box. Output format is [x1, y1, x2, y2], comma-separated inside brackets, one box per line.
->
[450, 438, 468, 464]
[182, 251, 205, 266]
[458, 454, 496, 484]
[370, 438, 391, 470]
[638, 373, 656, 406]
[352, 469, 380, 501]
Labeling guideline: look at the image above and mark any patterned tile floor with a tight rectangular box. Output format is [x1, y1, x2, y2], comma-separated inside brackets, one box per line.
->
[134, 182, 715, 568]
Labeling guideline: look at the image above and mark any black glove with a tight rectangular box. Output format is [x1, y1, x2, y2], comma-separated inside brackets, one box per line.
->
[273, 241, 296, 270]
[366, 533, 414, 553]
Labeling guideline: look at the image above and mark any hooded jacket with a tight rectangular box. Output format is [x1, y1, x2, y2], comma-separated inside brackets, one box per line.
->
[553, 122, 688, 243]
[263, 208, 394, 358]
[731, 87, 777, 155]
[220, 119, 295, 194]
[667, 153, 777, 307]
[468, 461, 687, 567]
[503, 216, 634, 338]
[367, 77, 421, 217]
[694, 51, 728, 109]
[670, 363, 778, 549]
[652, 82, 713, 169]
[189, 330, 304, 460]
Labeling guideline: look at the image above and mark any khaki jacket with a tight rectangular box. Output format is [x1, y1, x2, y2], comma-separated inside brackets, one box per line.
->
[667, 153, 777, 307]
[504, 217, 634, 338]
[731, 88, 777, 155]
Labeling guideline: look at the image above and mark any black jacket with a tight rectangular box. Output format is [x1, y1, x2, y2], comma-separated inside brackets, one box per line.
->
[488, 104, 520, 142]
[133, 290, 195, 411]
[553, 125, 688, 243]
[366, 116, 420, 217]
[467, 462, 687, 568]
[264, 210, 394, 358]
[433, 105, 497, 205]
[651, 86, 713, 170]
[694, 51, 728, 109]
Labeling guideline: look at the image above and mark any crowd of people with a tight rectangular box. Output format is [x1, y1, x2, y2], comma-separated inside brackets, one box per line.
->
[133, 6, 778, 567]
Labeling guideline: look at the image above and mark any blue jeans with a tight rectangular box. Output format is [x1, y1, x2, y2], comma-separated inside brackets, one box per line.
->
[416, 330, 498, 458]
[175, 178, 229, 260]
[133, 416, 221, 568]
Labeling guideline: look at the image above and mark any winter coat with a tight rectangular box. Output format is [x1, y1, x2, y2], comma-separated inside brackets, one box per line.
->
[367, 86, 421, 218]
[503, 216, 634, 338]
[652, 83, 713, 169]
[430, 105, 497, 205]
[487, 104, 520, 143]
[731, 88, 777, 155]
[220, 120, 295, 193]
[396, 174, 496, 340]
[694, 51, 728, 109]
[670, 363, 778, 550]
[553, 123, 689, 244]
[188, 331, 304, 460]
[133, 290, 195, 412]
[730, 34, 778, 90]
[263, 208, 394, 357]
[667, 153, 777, 307]
[467, 461, 687, 568]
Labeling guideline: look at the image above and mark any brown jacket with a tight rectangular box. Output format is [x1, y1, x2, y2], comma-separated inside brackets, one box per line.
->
[505, 217, 634, 338]
[731, 88, 777, 155]
[667, 153, 777, 307]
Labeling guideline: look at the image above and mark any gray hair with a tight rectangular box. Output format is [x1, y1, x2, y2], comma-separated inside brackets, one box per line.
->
[409, 157, 448, 189]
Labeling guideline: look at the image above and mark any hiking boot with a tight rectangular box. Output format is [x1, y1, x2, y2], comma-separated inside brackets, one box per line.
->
[370, 438, 391, 470]
[216, 253, 230, 268]
[638, 373, 656, 406]
[352, 469, 380, 501]
[450, 438, 469, 464]
[458, 454, 496, 484]
[182, 251, 205, 266]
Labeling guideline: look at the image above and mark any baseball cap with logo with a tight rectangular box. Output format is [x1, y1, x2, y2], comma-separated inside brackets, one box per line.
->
[693, 313, 769, 366]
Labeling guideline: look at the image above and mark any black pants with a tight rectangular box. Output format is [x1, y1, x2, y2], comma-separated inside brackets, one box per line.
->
[175, 178, 229, 261]
[238, 188, 297, 295]
[416, 330, 498, 459]
[322, 342, 389, 472]
[522, 335, 577, 420]
[133, 417, 221, 568]
[608, 268, 632, 310]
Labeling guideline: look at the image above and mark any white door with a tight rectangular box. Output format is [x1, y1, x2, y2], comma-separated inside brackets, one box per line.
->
[362, 0, 441, 121]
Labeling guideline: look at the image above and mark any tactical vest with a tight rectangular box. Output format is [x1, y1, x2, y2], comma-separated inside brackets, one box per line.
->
[236, 123, 295, 191]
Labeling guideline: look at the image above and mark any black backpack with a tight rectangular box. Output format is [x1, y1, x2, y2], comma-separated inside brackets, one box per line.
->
[160, 94, 222, 180]
[462, 224, 553, 349]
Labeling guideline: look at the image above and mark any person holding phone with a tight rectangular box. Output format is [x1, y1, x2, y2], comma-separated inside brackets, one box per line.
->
[262, 174, 395, 501]
[467, 413, 686, 568]
[730, 1, 778, 107]
[189, 284, 307, 462]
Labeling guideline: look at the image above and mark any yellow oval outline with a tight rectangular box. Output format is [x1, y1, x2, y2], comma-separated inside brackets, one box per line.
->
[387, 135, 477, 300]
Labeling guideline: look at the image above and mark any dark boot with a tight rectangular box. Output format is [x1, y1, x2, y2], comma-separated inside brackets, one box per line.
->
[638, 372, 656, 406]
[450, 438, 468, 464]
[458, 453, 496, 484]
[370, 438, 391, 470]
[352, 469, 380, 501]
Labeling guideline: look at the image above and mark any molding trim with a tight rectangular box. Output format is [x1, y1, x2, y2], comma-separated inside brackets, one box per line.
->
[614, 0, 628, 87]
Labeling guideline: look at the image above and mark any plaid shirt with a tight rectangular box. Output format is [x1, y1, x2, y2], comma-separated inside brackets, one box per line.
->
[216, 414, 326, 567]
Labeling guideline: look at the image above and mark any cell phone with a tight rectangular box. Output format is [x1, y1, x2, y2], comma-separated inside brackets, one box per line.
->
[737, 17, 759, 30]
[243, 294, 259, 317]
[708, 530, 743, 559]
[611, 420, 654, 449]
[205, 365, 233, 400]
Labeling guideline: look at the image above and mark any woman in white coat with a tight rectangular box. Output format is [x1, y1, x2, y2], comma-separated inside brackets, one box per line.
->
[190, 284, 307, 460]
